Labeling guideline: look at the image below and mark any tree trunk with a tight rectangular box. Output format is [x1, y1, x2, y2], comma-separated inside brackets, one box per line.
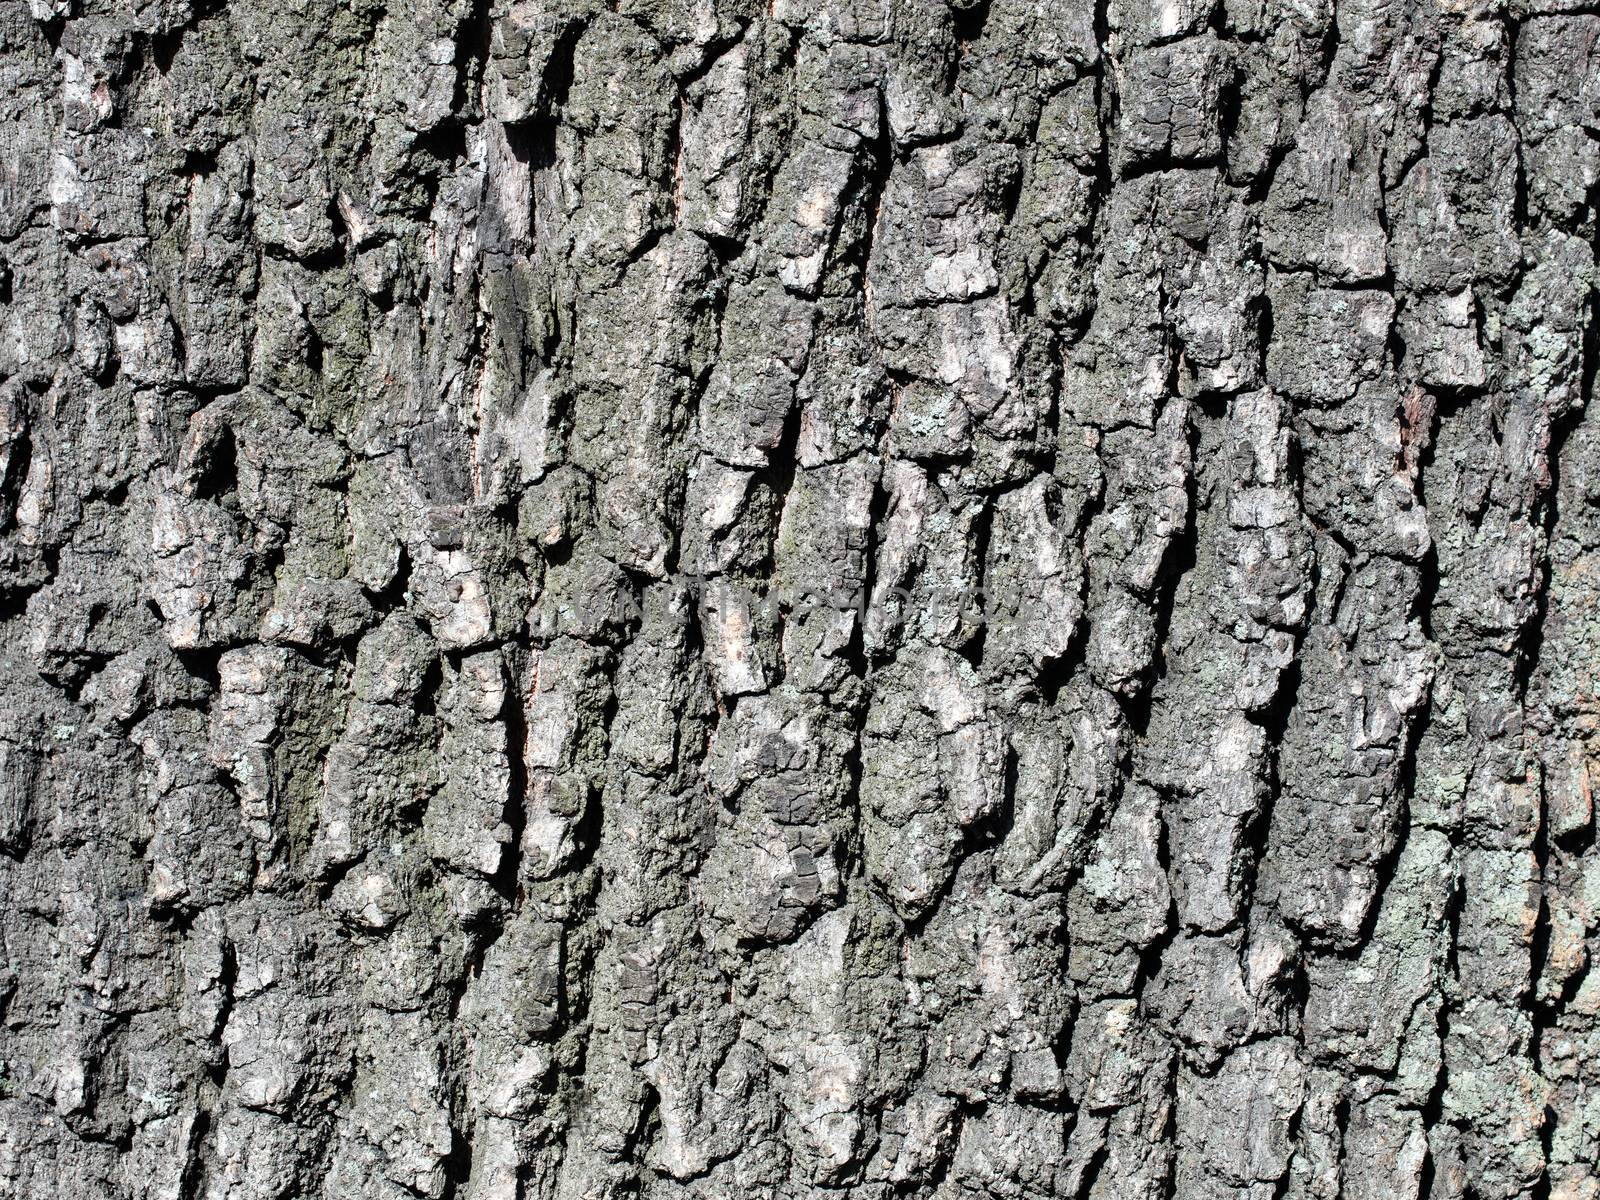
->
[1, 0, 1597, 1196]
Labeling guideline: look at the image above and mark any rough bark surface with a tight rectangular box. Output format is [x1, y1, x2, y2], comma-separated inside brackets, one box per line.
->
[2, 0, 1598, 1197]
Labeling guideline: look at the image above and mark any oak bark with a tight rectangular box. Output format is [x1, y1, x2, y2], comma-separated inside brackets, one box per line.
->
[1, 0, 1598, 1197]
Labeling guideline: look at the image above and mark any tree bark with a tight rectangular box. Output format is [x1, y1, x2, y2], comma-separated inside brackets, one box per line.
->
[1, 0, 1597, 1197]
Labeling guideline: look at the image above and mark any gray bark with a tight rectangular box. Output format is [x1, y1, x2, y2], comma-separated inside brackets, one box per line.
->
[1, 0, 1597, 1197]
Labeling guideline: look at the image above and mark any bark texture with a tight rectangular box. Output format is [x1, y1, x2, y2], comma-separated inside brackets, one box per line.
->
[2, 0, 1598, 1196]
